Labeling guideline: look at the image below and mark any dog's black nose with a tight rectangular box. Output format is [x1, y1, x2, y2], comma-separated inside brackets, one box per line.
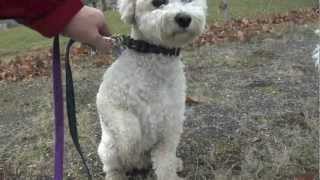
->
[175, 13, 192, 28]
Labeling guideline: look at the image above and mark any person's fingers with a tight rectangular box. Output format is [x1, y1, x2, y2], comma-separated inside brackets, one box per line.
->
[99, 22, 112, 37]
[62, 5, 113, 53]
[94, 34, 114, 53]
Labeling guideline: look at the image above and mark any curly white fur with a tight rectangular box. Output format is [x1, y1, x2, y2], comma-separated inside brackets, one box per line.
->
[97, 0, 207, 179]
[313, 29, 320, 71]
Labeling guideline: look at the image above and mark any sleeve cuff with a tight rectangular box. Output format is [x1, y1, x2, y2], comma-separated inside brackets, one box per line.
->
[29, 0, 83, 37]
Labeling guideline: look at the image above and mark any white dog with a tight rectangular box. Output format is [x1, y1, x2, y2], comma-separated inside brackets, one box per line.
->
[96, 0, 207, 179]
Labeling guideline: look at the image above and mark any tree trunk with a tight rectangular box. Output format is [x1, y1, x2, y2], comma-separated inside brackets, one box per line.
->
[101, 0, 107, 11]
[219, 0, 229, 21]
[92, 0, 97, 8]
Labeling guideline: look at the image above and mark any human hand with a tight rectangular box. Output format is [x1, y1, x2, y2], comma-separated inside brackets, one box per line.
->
[63, 6, 113, 52]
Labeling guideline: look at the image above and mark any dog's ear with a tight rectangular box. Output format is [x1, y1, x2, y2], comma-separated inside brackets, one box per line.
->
[118, 0, 136, 24]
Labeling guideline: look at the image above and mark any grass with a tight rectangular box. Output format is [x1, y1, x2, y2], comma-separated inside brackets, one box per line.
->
[0, 27, 68, 57]
[0, 0, 317, 56]
[0, 23, 318, 180]
[207, 0, 317, 22]
[105, 10, 130, 34]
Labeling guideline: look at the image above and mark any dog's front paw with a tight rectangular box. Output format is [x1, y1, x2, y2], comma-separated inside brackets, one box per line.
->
[105, 171, 127, 180]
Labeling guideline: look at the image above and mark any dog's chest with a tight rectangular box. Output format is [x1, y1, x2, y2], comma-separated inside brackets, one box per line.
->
[126, 54, 186, 143]
[128, 52, 185, 104]
[100, 51, 186, 106]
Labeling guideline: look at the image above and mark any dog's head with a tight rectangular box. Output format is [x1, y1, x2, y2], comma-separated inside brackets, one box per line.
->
[118, 0, 207, 48]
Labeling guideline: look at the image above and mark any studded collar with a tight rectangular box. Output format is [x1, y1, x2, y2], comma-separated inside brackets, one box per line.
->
[120, 36, 181, 56]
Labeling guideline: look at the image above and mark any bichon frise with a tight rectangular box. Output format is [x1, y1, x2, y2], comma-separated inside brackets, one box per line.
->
[97, 0, 207, 179]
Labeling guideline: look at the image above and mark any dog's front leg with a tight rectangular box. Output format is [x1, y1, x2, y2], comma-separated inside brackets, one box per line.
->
[98, 135, 128, 180]
[151, 136, 184, 180]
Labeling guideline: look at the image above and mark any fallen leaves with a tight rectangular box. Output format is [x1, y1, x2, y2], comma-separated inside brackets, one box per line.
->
[194, 8, 319, 46]
[69, 44, 113, 67]
[186, 96, 210, 106]
[93, 54, 113, 67]
[0, 46, 113, 82]
[293, 174, 317, 180]
[186, 96, 201, 106]
[0, 51, 51, 81]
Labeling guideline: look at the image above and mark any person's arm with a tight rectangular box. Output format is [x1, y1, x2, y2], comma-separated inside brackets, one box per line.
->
[0, 0, 83, 37]
[0, 0, 112, 51]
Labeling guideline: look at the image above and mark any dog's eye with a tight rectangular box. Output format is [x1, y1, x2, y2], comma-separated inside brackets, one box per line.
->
[152, 0, 168, 8]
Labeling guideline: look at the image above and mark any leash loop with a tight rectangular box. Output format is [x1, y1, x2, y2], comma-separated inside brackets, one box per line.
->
[65, 39, 92, 180]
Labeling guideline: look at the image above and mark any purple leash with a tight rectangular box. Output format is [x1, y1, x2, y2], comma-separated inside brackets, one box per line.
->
[52, 36, 92, 180]
[52, 36, 64, 180]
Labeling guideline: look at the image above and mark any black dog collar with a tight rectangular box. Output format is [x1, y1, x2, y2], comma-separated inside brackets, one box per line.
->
[121, 36, 181, 56]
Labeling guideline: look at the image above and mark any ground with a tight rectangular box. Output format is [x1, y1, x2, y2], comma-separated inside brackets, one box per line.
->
[0, 23, 319, 180]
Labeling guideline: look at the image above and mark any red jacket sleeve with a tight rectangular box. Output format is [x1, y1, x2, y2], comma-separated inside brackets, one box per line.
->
[0, 0, 83, 37]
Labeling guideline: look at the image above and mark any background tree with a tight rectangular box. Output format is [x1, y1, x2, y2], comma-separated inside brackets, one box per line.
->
[219, 0, 229, 21]
[84, 0, 97, 8]
[101, 0, 107, 11]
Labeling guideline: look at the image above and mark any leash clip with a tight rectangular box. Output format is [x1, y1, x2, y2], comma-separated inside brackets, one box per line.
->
[103, 34, 126, 58]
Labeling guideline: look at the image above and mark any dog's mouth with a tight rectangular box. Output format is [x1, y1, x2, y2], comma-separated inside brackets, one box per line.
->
[172, 28, 189, 35]
[157, 28, 198, 48]
[171, 28, 197, 40]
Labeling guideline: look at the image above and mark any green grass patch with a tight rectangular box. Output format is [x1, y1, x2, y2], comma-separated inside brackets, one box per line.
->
[0, 26, 68, 57]
[0, 27, 50, 56]
[105, 10, 130, 34]
[208, 0, 317, 22]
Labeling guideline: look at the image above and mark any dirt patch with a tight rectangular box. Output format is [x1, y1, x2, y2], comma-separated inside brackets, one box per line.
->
[0, 24, 319, 180]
